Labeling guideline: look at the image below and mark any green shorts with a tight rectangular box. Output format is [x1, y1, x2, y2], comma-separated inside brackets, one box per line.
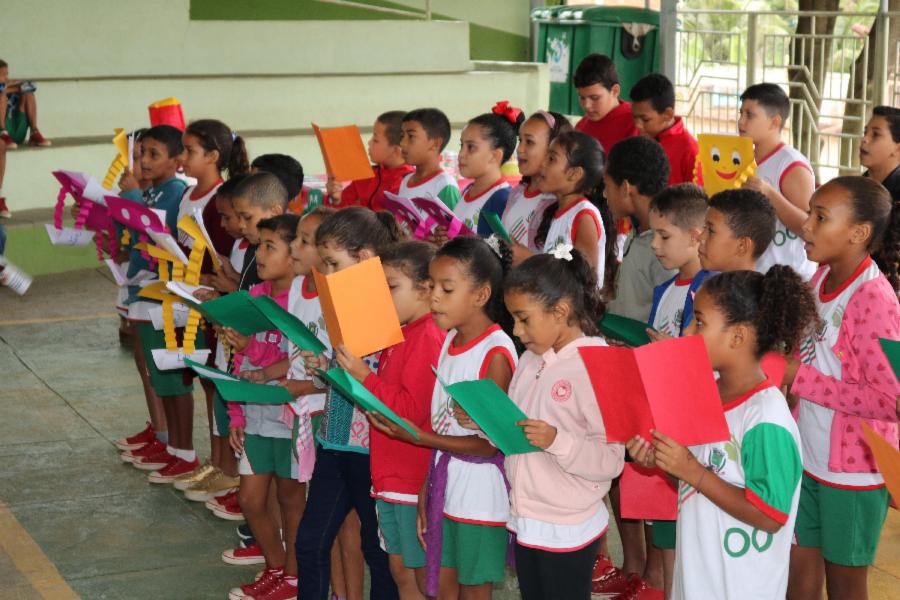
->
[239, 434, 297, 479]
[4, 109, 28, 144]
[376, 499, 425, 568]
[651, 519, 676, 550]
[794, 473, 889, 566]
[212, 390, 229, 438]
[135, 322, 194, 397]
[440, 517, 507, 586]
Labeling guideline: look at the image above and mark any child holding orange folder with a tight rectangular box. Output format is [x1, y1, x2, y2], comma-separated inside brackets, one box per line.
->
[503, 248, 624, 600]
[628, 267, 817, 600]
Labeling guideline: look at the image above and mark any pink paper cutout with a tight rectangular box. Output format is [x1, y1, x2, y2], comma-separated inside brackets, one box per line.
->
[411, 197, 474, 239]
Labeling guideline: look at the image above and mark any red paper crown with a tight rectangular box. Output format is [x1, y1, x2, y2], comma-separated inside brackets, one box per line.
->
[148, 97, 185, 131]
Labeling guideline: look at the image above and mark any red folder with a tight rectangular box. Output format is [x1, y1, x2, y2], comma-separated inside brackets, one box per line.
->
[620, 463, 678, 520]
[579, 335, 729, 446]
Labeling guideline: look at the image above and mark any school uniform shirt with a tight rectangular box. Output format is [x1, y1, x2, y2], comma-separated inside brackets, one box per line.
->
[656, 117, 699, 185]
[542, 198, 608, 289]
[754, 143, 817, 280]
[648, 271, 714, 337]
[431, 324, 517, 525]
[455, 179, 511, 237]
[229, 238, 248, 273]
[228, 281, 291, 438]
[123, 177, 188, 322]
[506, 336, 624, 551]
[176, 179, 223, 248]
[575, 102, 639, 154]
[794, 256, 900, 487]
[607, 229, 677, 322]
[365, 313, 446, 503]
[501, 183, 557, 251]
[286, 275, 331, 416]
[397, 170, 461, 210]
[673, 382, 802, 600]
[333, 163, 416, 211]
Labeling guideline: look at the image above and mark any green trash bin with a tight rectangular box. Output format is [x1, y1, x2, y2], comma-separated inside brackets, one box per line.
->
[531, 5, 660, 115]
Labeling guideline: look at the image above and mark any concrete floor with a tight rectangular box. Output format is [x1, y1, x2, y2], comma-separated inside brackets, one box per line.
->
[0, 267, 896, 600]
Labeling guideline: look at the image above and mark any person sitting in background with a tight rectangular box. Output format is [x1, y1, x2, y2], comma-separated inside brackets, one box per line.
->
[0, 135, 8, 218]
[0, 59, 51, 149]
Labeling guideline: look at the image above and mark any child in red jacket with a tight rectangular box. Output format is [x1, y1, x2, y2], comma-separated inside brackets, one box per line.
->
[335, 240, 445, 597]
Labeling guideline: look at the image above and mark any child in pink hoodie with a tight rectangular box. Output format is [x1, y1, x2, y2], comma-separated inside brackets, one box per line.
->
[503, 245, 625, 600]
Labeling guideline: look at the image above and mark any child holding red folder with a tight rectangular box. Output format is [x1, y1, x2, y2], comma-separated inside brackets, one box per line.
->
[503, 247, 624, 600]
[628, 267, 817, 600]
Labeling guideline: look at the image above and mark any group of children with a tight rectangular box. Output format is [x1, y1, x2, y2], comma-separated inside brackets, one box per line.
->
[101, 52, 899, 600]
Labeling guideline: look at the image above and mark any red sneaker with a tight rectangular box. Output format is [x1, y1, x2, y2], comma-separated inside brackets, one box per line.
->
[592, 554, 615, 582]
[611, 575, 664, 600]
[227, 567, 282, 600]
[206, 489, 238, 511]
[0, 196, 10, 219]
[120, 438, 165, 463]
[28, 130, 51, 147]
[255, 575, 297, 600]
[212, 500, 245, 521]
[0, 131, 17, 150]
[591, 562, 632, 596]
[115, 422, 155, 451]
[148, 458, 200, 483]
[130, 447, 175, 471]
[222, 542, 265, 566]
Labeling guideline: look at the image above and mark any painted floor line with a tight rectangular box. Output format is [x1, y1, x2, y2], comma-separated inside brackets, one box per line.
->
[0, 312, 118, 327]
[0, 501, 80, 599]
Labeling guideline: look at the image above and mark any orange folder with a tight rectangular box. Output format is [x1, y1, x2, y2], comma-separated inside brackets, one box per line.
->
[861, 421, 900, 503]
[312, 123, 375, 182]
[313, 257, 404, 357]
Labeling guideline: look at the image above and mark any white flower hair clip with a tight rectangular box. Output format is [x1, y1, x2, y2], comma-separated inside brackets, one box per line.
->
[485, 234, 503, 258]
[549, 242, 574, 261]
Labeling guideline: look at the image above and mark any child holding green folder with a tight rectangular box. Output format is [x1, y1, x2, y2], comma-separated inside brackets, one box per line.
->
[222, 214, 306, 600]
[503, 248, 624, 600]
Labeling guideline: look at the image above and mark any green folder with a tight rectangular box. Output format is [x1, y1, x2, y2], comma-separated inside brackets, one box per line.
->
[482, 211, 512, 244]
[186, 291, 273, 336]
[598, 313, 654, 347]
[879, 338, 900, 380]
[212, 378, 295, 405]
[252, 295, 327, 355]
[315, 367, 419, 439]
[184, 358, 238, 381]
[442, 379, 540, 455]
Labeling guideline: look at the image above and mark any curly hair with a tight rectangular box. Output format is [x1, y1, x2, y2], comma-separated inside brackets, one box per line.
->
[700, 266, 818, 357]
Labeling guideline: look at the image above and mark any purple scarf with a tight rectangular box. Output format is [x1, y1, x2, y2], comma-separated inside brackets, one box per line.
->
[423, 449, 509, 597]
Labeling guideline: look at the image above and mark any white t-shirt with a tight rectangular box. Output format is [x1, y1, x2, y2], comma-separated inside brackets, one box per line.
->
[651, 277, 693, 337]
[397, 170, 461, 211]
[796, 258, 884, 487]
[502, 183, 556, 251]
[454, 180, 510, 235]
[542, 198, 607, 289]
[229, 238, 248, 273]
[287, 275, 331, 415]
[508, 504, 608, 552]
[431, 324, 517, 525]
[176, 180, 222, 248]
[673, 384, 802, 600]
[754, 144, 816, 280]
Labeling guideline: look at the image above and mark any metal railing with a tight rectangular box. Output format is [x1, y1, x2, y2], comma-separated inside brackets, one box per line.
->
[673, 9, 898, 181]
[314, 0, 432, 19]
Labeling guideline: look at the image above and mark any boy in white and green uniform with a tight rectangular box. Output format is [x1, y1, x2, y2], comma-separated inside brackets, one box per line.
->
[673, 383, 803, 600]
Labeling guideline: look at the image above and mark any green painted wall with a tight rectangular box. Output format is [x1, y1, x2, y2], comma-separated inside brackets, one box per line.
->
[189, 0, 531, 61]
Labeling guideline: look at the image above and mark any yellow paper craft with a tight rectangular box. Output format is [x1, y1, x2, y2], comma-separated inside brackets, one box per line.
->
[138, 281, 169, 302]
[695, 134, 756, 196]
[178, 215, 220, 273]
[313, 123, 375, 182]
[312, 257, 404, 357]
[103, 128, 129, 189]
[861, 421, 900, 503]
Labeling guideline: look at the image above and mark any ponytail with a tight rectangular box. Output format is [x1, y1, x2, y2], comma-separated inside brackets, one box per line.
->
[504, 249, 605, 336]
[701, 266, 818, 357]
[185, 119, 250, 177]
[876, 197, 900, 291]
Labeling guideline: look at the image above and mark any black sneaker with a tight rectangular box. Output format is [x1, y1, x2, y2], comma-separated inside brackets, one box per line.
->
[236, 523, 253, 541]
